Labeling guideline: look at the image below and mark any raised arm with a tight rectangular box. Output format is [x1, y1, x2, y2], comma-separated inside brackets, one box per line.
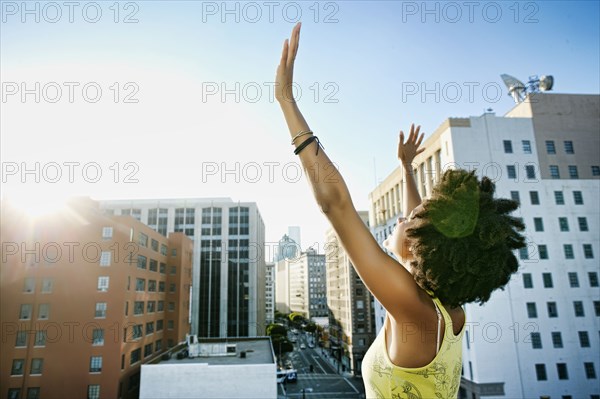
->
[398, 124, 425, 217]
[275, 24, 423, 318]
[275, 23, 350, 212]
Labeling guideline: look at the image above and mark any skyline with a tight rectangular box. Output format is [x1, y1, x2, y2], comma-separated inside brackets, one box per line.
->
[2, 0, 599, 248]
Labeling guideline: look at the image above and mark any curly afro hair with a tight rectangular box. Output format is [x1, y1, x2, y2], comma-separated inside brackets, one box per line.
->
[406, 169, 526, 307]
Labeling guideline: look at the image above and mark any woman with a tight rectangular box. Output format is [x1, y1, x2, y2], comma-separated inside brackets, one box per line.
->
[275, 23, 526, 398]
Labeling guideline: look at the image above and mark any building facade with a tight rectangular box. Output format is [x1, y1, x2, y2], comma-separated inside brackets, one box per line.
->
[265, 262, 275, 324]
[325, 211, 376, 376]
[99, 199, 266, 338]
[368, 93, 600, 398]
[1, 198, 192, 399]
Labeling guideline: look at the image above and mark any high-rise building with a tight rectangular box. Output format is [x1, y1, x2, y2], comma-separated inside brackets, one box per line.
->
[368, 93, 599, 398]
[274, 249, 327, 319]
[274, 234, 300, 263]
[0, 198, 193, 399]
[265, 262, 275, 324]
[325, 211, 376, 376]
[99, 199, 266, 338]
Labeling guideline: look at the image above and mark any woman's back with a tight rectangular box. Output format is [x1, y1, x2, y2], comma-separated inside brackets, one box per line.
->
[362, 289, 466, 399]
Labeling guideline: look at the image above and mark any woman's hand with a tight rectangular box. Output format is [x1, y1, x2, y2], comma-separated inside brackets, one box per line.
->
[275, 22, 301, 104]
[398, 123, 425, 166]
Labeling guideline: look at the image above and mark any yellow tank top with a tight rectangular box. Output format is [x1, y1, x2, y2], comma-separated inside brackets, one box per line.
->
[362, 294, 466, 399]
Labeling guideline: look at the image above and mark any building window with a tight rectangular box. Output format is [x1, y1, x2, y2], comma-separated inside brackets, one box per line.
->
[507, 165, 516, 179]
[37, 304, 49, 320]
[87, 385, 100, 399]
[526, 302, 537, 318]
[34, 331, 46, 347]
[159, 282, 165, 292]
[578, 331, 590, 347]
[102, 226, 113, 239]
[545, 140, 556, 154]
[149, 259, 158, 272]
[135, 278, 145, 292]
[535, 364, 547, 380]
[525, 165, 536, 179]
[584, 362, 597, 379]
[23, 278, 35, 293]
[157, 319, 164, 331]
[523, 273, 533, 288]
[146, 322, 154, 335]
[568, 165, 579, 179]
[89, 356, 102, 372]
[170, 266, 177, 275]
[503, 140, 513, 153]
[16, 331, 27, 347]
[531, 332, 542, 349]
[534, 218, 544, 232]
[160, 262, 167, 274]
[30, 358, 43, 375]
[157, 301, 164, 312]
[136, 257, 149, 272]
[549, 165, 560, 179]
[573, 191, 583, 204]
[41, 278, 53, 293]
[155, 339, 163, 352]
[92, 329, 104, 346]
[522, 140, 532, 154]
[134, 301, 144, 315]
[589, 272, 599, 287]
[554, 191, 564, 205]
[519, 247, 529, 260]
[564, 244, 574, 259]
[542, 273, 553, 288]
[26, 388, 40, 399]
[556, 363, 568, 380]
[147, 301, 156, 313]
[168, 302, 175, 312]
[11, 359, 25, 375]
[138, 233, 148, 247]
[7, 389, 21, 399]
[95, 303, 107, 318]
[564, 140, 574, 154]
[169, 283, 176, 293]
[167, 320, 174, 330]
[151, 239, 159, 252]
[592, 166, 600, 176]
[529, 191, 540, 205]
[595, 301, 600, 317]
[551, 332, 563, 348]
[568, 272, 579, 288]
[99, 251, 111, 266]
[538, 245, 548, 259]
[547, 302, 558, 318]
[583, 244, 594, 259]
[573, 301, 584, 317]
[578, 217, 589, 231]
[510, 191, 520, 203]
[148, 280, 157, 292]
[19, 304, 32, 320]
[97, 276, 109, 292]
[559, 217, 569, 232]
[132, 324, 143, 340]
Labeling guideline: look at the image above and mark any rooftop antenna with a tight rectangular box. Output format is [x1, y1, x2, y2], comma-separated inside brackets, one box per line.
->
[501, 73, 554, 104]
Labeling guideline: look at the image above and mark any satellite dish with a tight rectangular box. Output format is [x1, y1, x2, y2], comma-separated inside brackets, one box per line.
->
[539, 75, 554, 91]
[501, 74, 526, 103]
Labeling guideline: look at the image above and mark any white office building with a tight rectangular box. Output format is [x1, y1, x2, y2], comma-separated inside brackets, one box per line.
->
[368, 93, 599, 398]
[100, 198, 266, 338]
[265, 262, 275, 324]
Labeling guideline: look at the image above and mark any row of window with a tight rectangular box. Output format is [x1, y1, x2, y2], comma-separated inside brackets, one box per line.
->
[519, 243, 594, 260]
[503, 139, 577, 155]
[522, 271, 599, 289]
[511, 190, 584, 205]
[10, 358, 43, 376]
[137, 232, 169, 255]
[526, 301, 600, 318]
[130, 300, 175, 316]
[136, 255, 169, 273]
[124, 321, 173, 341]
[534, 362, 597, 381]
[529, 216, 590, 232]
[528, 330, 595, 349]
[133, 278, 176, 293]
[506, 164, 593, 180]
[6, 387, 40, 399]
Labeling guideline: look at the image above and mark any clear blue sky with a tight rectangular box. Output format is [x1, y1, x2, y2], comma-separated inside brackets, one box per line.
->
[2, 1, 599, 251]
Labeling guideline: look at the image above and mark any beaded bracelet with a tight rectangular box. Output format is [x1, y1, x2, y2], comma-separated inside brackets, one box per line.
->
[294, 135, 323, 156]
[291, 130, 313, 144]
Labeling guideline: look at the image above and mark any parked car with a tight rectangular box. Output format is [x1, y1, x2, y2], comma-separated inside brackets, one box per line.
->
[286, 370, 298, 383]
[300, 344, 306, 349]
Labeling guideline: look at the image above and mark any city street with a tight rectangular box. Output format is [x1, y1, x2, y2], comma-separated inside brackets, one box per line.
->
[277, 332, 365, 399]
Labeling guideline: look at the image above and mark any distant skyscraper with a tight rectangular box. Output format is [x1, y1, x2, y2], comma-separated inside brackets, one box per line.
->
[274, 234, 300, 263]
[369, 93, 599, 398]
[99, 198, 266, 338]
[287, 226, 301, 251]
[1, 198, 192, 399]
